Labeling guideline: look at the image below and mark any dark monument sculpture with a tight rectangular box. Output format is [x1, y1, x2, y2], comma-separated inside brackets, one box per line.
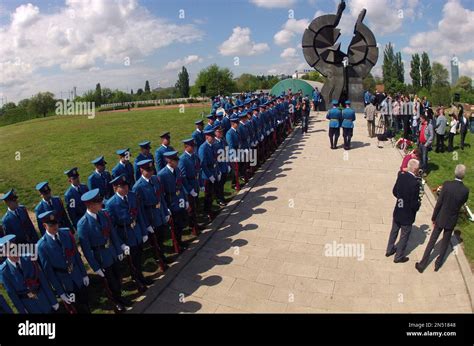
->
[302, 0, 378, 112]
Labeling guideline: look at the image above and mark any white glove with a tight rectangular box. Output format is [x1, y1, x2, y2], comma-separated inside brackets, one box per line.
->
[165, 214, 171, 222]
[260, 135, 264, 141]
[227, 165, 231, 173]
[271, 128, 274, 132]
[266, 130, 270, 135]
[52, 303, 60, 311]
[185, 201, 189, 209]
[142, 235, 149, 243]
[217, 172, 222, 182]
[83, 276, 90, 287]
[60, 293, 73, 304]
[200, 185, 205, 192]
[147, 226, 154, 234]
[121, 244, 130, 256]
[118, 254, 124, 261]
[209, 176, 216, 183]
[190, 189, 198, 197]
[95, 269, 105, 277]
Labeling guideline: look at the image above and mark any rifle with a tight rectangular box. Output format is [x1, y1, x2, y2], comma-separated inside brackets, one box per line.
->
[168, 215, 181, 253]
[148, 232, 168, 272]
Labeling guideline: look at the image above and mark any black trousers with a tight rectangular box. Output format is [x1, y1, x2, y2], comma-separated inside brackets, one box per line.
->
[435, 133, 445, 152]
[460, 130, 467, 149]
[129, 244, 146, 282]
[342, 127, 353, 149]
[104, 261, 122, 302]
[402, 115, 410, 139]
[448, 132, 455, 152]
[386, 220, 412, 261]
[328, 127, 340, 148]
[171, 209, 187, 243]
[215, 172, 227, 203]
[203, 180, 215, 214]
[418, 225, 453, 269]
[68, 282, 90, 314]
[187, 195, 198, 229]
[302, 115, 309, 133]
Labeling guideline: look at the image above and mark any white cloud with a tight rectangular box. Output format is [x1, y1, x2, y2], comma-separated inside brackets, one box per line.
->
[274, 18, 309, 46]
[403, 0, 474, 58]
[219, 27, 269, 56]
[164, 55, 203, 70]
[249, 0, 296, 9]
[0, 0, 203, 91]
[280, 47, 298, 59]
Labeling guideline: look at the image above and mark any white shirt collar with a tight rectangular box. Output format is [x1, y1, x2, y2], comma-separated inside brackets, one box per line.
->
[116, 192, 126, 200]
[45, 230, 57, 240]
[166, 164, 174, 173]
[455, 178, 463, 182]
[185, 151, 192, 157]
[86, 210, 97, 220]
[196, 128, 202, 133]
[42, 198, 52, 204]
[408, 171, 417, 177]
[231, 127, 237, 132]
[7, 258, 19, 268]
[7, 207, 16, 213]
[141, 175, 150, 183]
[71, 183, 79, 190]
[161, 144, 167, 148]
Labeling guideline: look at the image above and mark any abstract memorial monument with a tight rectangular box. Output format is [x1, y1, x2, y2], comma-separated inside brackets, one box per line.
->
[302, 0, 379, 112]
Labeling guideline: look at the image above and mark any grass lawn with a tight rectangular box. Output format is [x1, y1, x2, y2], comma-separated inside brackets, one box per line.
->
[0, 104, 240, 313]
[426, 132, 474, 268]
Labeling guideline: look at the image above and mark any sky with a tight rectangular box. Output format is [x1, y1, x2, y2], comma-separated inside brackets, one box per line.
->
[0, 0, 473, 103]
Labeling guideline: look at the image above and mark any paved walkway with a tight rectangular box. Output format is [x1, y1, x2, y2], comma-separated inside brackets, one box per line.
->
[145, 112, 472, 313]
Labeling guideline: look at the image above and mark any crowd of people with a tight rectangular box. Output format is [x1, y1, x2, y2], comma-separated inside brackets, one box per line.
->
[363, 89, 469, 174]
[0, 89, 312, 314]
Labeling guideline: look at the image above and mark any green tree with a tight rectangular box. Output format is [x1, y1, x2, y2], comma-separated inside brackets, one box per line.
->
[94, 83, 102, 106]
[27, 92, 56, 117]
[410, 54, 421, 91]
[432, 62, 449, 87]
[145, 80, 151, 93]
[395, 52, 404, 83]
[455, 76, 472, 91]
[194, 64, 236, 97]
[175, 67, 190, 97]
[301, 71, 325, 83]
[136, 88, 144, 96]
[382, 43, 397, 87]
[420, 52, 432, 90]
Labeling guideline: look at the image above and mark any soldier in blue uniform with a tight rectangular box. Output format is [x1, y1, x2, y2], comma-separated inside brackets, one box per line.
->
[64, 167, 88, 231]
[214, 126, 231, 206]
[341, 100, 356, 150]
[0, 234, 59, 314]
[226, 117, 241, 190]
[204, 114, 216, 131]
[199, 129, 218, 221]
[88, 156, 114, 199]
[1, 189, 39, 244]
[179, 138, 201, 236]
[77, 189, 130, 313]
[222, 108, 232, 134]
[158, 151, 189, 251]
[34, 182, 73, 236]
[214, 110, 224, 129]
[133, 159, 172, 259]
[36, 211, 90, 313]
[0, 293, 13, 314]
[192, 120, 205, 149]
[105, 175, 154, 291]
[326, 99, 343, 149]
[134, 141, 156, 180]
[112, 148, 135, 185]
[238, 111, 250, 183]
[155, 132, 175, 171]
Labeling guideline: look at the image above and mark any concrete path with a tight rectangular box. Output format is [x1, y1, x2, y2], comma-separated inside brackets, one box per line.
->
[144, 112, 473, 313]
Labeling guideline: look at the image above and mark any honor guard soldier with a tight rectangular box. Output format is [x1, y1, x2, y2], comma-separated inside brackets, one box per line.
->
[0, 234, 59, 314]
[64, 167, 89, 231]
[238, 111, 250, 183]
[134, 141, 156, 181]
[0, 293, 13, 314]
[214, 126, 231, 206]
[77, 189, 131, 313]
[112, 148, 135, 185]
[199, 129, 218, 221]
[215, 110, 224, 129]
[34, 181, 73, 236]
[105, 174, 154, 291]
[1, 189, 39, 244]
[155, 132, 175, 171]
[88, 156, 114, 199]
[158, 151, 189, 251]
[222, 108, 232, 134]
[341, 100, 356, 150]
[204, 114, 216, 131]
[133, 159, 172, 260]
[36, 211, 91, 314]
[326, 99, 343, 149]
[179, 138, 201, 236]
[226, 116, 241, 190]
[192, 120, 205, 149]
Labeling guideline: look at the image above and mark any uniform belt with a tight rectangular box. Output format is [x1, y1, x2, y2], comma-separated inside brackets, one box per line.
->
[116, 223, 131, 228]
[52, 266, 72, 274]
[92, 244, 107, 251]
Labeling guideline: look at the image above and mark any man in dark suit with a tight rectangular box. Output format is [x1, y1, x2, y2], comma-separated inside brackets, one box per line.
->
[386, 159, 421, 263]
[458, 105, 468, 150]
[416, 164, 469, 272]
